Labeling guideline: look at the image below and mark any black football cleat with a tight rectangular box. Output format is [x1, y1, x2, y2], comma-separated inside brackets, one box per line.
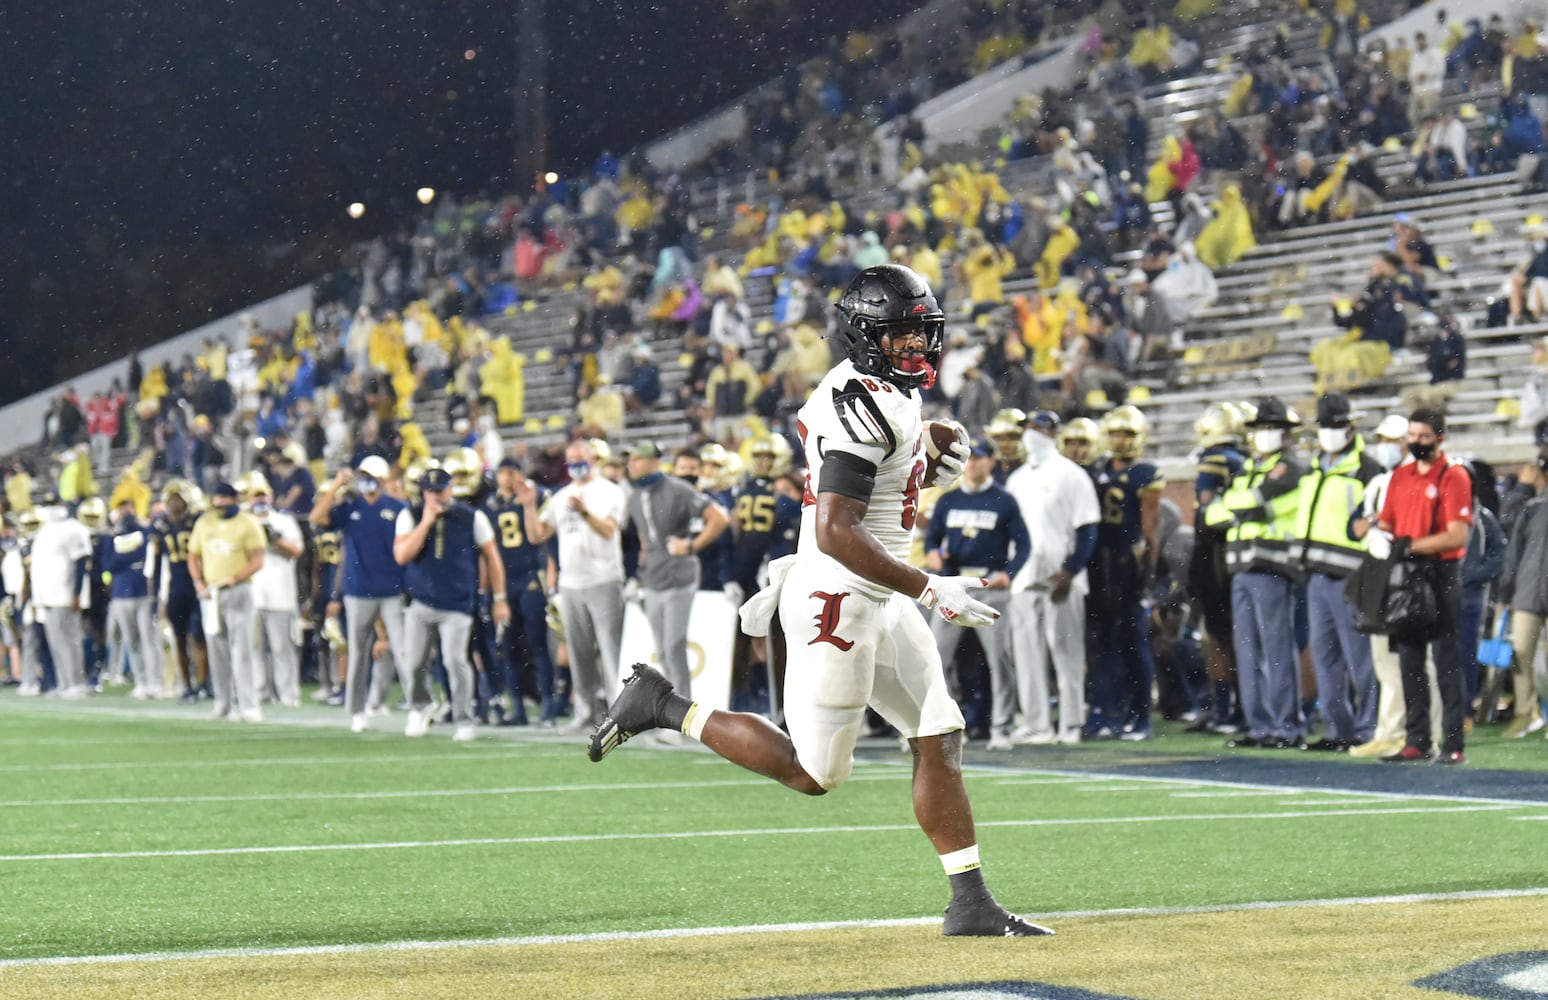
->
[587, 663, 675, 762]
[942, 902, 1055, 937]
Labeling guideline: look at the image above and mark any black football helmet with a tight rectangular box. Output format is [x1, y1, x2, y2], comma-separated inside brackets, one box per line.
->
[833, 264, 945, 391]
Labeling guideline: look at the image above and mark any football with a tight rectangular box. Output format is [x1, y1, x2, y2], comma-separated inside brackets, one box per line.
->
[923, 419, 969, 487]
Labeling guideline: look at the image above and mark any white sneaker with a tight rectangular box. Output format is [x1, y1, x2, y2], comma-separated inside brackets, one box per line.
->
[404, 709, 430, 738]
[130, 687, 151, 701]
[367, 704, 392, 718]
[210, 705, 231, 720]
[350, 713, 370, 733]
[15, 684, 40, 697]
[1057, 731, 1082, 745]
[310, 687, 335, 703]
[452, 723, 477, 742]
[280, 698, 301, 709]
[59, 685, 90, 700]
[1011, 726, 1056, 746]
[987, 732, 1015, 751]
[240, 708, 264, 724]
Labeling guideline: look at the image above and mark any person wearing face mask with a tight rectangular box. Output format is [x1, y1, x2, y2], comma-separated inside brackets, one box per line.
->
[1293, 394, 1382, 752]
[530, 438, 627, 731]
[1004, 411, 1100, 745]
[1499, 419, 1548, 738]
[1348, 414, 1426, 758]
[188, 483, 267, 722]
[1368, 408, 1472, 765]
[621, 441, 729, 740]
[1204, 397, 1307, 750]
[924, 439, 1031, 750]
[311, 455, 410, 733]
[243, 473, 305, 709]
[103, 497, 163, 701]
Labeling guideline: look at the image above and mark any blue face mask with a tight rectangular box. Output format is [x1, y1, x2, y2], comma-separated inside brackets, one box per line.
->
[356, 476, 380, 495]
[249, 501, 272, 516]
[218, 503, 239, 519]
[567, 462, 591, 481]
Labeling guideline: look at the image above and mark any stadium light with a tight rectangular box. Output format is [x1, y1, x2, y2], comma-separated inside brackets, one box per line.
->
[543, 171, 559, 185]
[416, 187, 436, 205]
[347, 202, 366, 219]
[464, 49, 477, 60]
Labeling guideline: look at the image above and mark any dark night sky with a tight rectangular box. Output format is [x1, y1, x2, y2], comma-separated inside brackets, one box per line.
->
[4, 0, 925, 406]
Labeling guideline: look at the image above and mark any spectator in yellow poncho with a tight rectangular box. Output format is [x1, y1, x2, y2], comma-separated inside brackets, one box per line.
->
[397, 421, 431, 469]
[960, 231, 1017, 312]
[368, 313, 406, 373]
[1145, 135, 1184, 202]
[1013, 293, 1064, 376]
[1036, 219, 1081, 290]
[390, 363, 418, 422]
[109, 462, 152, 520]
[6, 466, 33, 515]
[1129, 23, 1173, 69]
[908, 242, 945, 291]
[57, 445, 97, 502]
[1310, 330, 1390, 393]
[616, 189, 654, 235]
[292, 310, 317, 352]
[575, 376, 625, 438]
[138, 365, 168, 407]
[583, 264, 626, 305]
[1195, 184, 1257, 270]
[1223, 72, 1255, 118]
[479, 337, 527, 425]
[256, 350, 294, 396]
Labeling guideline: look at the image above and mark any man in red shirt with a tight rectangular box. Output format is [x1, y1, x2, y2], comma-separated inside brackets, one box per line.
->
[1369, 408, 1472, 764]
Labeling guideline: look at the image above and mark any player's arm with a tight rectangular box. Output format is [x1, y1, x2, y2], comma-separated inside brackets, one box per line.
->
[478, 514, 510, 625]
[815, 489, 928, 597]
[310, 469, 350, 528]
[1140, 486, 1163, 567]
[525, 487, 555, 544]
[690, 501, 729, 553]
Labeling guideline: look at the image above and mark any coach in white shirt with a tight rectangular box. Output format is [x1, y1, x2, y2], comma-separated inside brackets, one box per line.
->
[245, 475, 305, 707]
[1004, 412, 1101, 744]
[530, 439, 627, 730]
[30, 505, 94, 697]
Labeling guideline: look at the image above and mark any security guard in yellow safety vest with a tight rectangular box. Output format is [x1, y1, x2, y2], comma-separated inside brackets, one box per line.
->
[1204, 396, 1306, 749]
[1294, 393, 1383, 751]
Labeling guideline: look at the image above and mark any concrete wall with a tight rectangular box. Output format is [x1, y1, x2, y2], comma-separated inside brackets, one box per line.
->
[1362, 0, 1548, 50]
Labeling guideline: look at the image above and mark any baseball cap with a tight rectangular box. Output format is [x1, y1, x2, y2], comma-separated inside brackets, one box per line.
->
[969, 438, 995, 458]
[1374, 414, 1409, 441]
[1316, 392, 1356, 427]
[1026, 410, 1061, 433]
[626, 440, 664, 460]
[212, 482, 238, 500]
[357, 455, 391, 480]
[496, 456, 522, 471]
[420, 467, 454, 492]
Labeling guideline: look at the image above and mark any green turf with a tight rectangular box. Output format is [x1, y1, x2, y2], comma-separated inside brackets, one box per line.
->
[2, 696, 1546, 962]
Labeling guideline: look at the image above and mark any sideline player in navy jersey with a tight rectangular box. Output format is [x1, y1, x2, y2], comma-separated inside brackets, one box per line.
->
[484, 457, 559, 724]
[1188, 402, 1249, 733]
[150, 480, 209, 701]
[727, 440, 799, 713]
[694, 444, 737, 597]
[1088, 405, 1164, 741]
[589, 264, 1052, 938]
[311, 518, 346, 702]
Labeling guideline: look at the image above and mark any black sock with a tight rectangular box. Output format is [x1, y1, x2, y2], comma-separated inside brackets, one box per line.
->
[657, 690, 693, 732]
[948, 866, 993, 906]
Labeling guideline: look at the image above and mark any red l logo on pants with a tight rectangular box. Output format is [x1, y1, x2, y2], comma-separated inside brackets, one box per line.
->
[808, 591, 855, 651]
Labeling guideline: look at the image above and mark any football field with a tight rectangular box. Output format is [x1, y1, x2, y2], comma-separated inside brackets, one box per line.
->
[2, 694, 1547, 999]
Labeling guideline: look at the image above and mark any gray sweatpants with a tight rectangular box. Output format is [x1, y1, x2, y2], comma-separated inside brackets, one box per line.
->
[930, 587, 1014, 732]
[1011, 587, 1088, 739]
[558, 582, 624, 724]
[343, 595, 408, 716]
[21, 616, 45, 689]
[255, 608, 299, 706]
[40, 606, 86, 692]
[643, 584, 696, 695]
[1306, 573, 1377, 743]
[1231, 571, 1302, 742]
[204, 582, 258, 717]
[109, 596, 163, 697]
[403, 602, 474, 723]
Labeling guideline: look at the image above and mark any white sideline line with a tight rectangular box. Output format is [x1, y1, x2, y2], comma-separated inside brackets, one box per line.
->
[1274, 798, 1392, 806]
[0, 773, 907, 809]
[989, 777, 1122, 786]
[1513, 816, 1548, 821]
[979, 764, 1548, 810]
[4, 886, 1547, 969]
[0, 750, 530, 773]
[0, 804, 1518, 863]
[1172, 790, 1306, 798]
[1075, 784, 1198, 793]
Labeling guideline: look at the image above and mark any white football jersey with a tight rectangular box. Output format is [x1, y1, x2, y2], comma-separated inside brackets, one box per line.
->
[795, 360, 925, 598]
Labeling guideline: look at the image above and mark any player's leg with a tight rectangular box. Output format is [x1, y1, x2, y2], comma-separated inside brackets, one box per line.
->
[375, 596, 411, 709]
[871, 598, 1053, 937]
[187, 600, 210, 696]
[342, 597, 381, 721]
[1010, 591, 1053, 742]
[400, 603, 435, 736]
[224, 586, 261, 720]
[518, 585, 553, 722]
[1051, 590, 1088, 742]
[439, 610, 477, 737]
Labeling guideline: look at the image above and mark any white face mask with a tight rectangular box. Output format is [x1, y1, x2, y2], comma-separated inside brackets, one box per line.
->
[1317, 427, 1351, 454]
[1534, 239, 1547, 254]
[1370, 441, 1403, 470]
[1022, 430, 1057, 467]
[1252, 429, 1284, 455]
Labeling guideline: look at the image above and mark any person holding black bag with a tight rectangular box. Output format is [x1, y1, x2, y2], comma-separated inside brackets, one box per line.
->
[1367, 409, 1472, 764]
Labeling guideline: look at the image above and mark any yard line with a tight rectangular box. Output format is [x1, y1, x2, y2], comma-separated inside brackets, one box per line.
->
[0, 804, 1516, 863]
[1512, 815, 1548, 821]
[989, 776, 1120, 786]
[0, 750, 533, 773]
[4, 885, 1547, 968]
[977, 764, 1548, 810]
[1076, 784, 1201, 793]
[0, 772, 908, 809]
[1172, 789, 1306, 798]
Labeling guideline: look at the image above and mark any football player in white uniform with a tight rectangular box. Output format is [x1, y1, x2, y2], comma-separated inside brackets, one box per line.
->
[588, 265, 1053, 938]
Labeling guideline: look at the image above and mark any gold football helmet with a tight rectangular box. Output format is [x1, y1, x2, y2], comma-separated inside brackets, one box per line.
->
[441, 448, 482, 498]
[1058, 417, 1101, 464]
[17, 509, 43, 538]
[76, 497, 107, 529]
[404, 457, 442, 504]
[1193, 402, 1245, 449]
[1101, 405, 1150, 460]
[237, 470, 271, 499]
[986, 407, 1028, 464]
